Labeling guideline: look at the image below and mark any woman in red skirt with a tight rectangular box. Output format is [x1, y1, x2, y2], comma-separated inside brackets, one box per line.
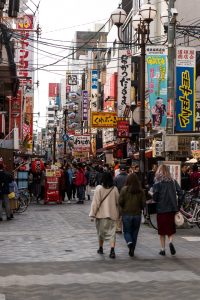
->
[153, 164, 183, 256]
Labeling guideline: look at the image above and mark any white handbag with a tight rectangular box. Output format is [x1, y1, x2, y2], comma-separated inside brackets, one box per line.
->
[175, 211, 184, 226]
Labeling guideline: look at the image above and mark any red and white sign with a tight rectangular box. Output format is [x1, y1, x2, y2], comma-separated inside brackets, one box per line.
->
[117, 120, 129, 138]
[73, 135, 90, 152]
[49, 83, 60, 98]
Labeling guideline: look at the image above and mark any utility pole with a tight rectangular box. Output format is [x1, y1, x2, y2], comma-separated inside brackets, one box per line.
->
[53, 126, 57, 164]
[166, 0, 176, 134]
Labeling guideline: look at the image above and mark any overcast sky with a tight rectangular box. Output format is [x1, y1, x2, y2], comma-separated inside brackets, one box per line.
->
[33, 0, 119, 129]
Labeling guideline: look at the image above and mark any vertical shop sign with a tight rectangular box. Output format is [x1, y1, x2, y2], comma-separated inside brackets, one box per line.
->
[82, 90, 88, 121]
[91, 70, 98, 112]
[117, 50, 131, 118]
[146, 46, 168, 130]
[175, 47, 196, 132]
[14, 15, 34, 149]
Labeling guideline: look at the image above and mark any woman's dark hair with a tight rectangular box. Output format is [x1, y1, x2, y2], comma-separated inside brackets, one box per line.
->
[126, 173, 143, 194]
[101, 172, 113, 188]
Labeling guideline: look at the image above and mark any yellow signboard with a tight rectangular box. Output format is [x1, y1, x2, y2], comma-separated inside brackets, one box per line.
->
[91, 112, 121, 128]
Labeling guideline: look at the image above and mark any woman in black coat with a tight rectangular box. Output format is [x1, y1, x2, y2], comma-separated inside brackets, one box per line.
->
[153, 164, 183, 256]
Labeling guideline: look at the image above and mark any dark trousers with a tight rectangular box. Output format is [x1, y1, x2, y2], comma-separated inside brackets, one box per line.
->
[122, 215, 141, 250]
[66, 185, 73, 201]
[77, 185, 85, 201]
[72, 183, 76, 198]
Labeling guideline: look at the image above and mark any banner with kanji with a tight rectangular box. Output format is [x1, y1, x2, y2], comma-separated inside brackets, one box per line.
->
[175, 47, 196, 132]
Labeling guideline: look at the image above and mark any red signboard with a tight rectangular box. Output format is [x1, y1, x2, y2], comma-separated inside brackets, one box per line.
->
[49, 83, 60, 98]
[9, 89, 23, 139]
[117, 120, 129, 138]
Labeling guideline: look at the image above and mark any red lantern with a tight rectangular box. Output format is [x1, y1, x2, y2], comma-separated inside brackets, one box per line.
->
[31, 160, 45, 173]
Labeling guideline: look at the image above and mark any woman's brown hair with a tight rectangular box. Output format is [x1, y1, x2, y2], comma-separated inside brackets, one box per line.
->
[126, 173, 143, 194]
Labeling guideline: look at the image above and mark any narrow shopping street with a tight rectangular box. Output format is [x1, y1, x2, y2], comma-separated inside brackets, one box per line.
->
[0, 193, 200, 300]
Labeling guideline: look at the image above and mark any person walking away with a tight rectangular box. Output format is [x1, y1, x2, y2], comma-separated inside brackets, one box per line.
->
[65, 164, 73, 204]
[147, 164, 158, 189]
[71, 164, 77, 200]
[85, 166, 92, 201]
[119, 174, 145, 257]
[133, 164, 143, 183]
[89, 172, 119, 258]
[114, 164, 128, 193]
[75, 163, 86, 204]
[60, 166, 67, 202]
[153, 164, 183, 256]
[96, 166, 103, 186]
[114, 164, 128, 233]
[0, 163, 12, 221]
[181, 163, 191, 192]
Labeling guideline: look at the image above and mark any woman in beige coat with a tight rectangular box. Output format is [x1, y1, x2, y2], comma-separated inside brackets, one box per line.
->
[89, 172, 119, 258]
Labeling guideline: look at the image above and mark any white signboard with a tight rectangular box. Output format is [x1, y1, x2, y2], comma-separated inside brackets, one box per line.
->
[176, 47, 196, 67]
[73, 135, 90, 152]
[117, 50, 131, 117]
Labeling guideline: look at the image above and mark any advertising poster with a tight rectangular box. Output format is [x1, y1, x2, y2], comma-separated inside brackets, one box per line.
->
[91, 112, 118, 128]
[73, 135, 90, 152]
[82, 90, 88, 121]
[146, 46, 168, 130]
[175, 47, 196, 132]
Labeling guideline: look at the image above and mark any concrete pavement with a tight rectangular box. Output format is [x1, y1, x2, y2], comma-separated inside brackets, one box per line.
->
[0, 195, 200, 299]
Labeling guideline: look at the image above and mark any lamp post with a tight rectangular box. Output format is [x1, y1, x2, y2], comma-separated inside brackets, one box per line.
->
[111, 1, 158, 188]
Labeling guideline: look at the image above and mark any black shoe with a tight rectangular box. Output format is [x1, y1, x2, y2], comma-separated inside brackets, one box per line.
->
[128, 243, 134, 257]
[169, 242, 176, 255]
[97, 247, 104, 254]
[7, 217, 12, 221]
[159, 250, 166, 256]
[10, 213, 14, 219]
[0, 218, 2, 221]
[109, 249, 116, 259]
[76, 201, 84, 204]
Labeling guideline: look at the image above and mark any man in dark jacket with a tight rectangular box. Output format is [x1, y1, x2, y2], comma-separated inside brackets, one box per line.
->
[0, 163, 12, 221]
[114, 164, 128, 233]
[114, 164, 128, 193]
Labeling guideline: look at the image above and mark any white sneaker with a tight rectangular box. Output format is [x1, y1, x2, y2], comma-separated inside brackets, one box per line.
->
[67, 200, 71, 204]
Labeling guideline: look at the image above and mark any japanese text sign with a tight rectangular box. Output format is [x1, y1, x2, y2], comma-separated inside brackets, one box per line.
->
[91, 112, 118, 128]
[175, 47, 196, 132]
[117, 50, 131, 117]
[73, 135, 90, 152]
[117, 121, 129, 138]
[82, 90, 88, 121]
[91, 70, 98, 112]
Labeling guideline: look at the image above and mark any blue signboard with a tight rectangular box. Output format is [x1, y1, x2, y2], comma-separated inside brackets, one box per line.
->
[91, 70, 98, 89]
[175, 67, 195, 132]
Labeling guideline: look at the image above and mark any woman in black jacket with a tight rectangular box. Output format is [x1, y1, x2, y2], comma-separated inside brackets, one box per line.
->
[153, 164, 183, 256]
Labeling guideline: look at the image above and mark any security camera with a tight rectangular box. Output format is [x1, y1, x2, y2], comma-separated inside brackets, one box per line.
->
[171, 8, 178, 17]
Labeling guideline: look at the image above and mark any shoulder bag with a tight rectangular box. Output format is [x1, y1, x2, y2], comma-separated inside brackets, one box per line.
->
[173, 180, 184, 226]
[95, 186, 114, 216]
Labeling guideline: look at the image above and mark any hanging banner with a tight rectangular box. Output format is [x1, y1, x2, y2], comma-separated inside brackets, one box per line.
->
[175, 47, 196, 132]
[117, 50, 131, 117]
[117, 120, 129, 138]
[146, 46, 168, 130]
[91, 70, 98, 112]
[82, 90, 88, 121]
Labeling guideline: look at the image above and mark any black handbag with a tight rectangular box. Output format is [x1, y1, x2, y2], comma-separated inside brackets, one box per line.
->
[146, 200, 157, 215]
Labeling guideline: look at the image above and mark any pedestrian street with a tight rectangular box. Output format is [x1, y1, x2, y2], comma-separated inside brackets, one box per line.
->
[0, 199, 200, 299]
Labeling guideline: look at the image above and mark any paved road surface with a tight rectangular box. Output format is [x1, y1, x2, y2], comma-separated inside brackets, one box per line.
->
[0, 195, 200, 299]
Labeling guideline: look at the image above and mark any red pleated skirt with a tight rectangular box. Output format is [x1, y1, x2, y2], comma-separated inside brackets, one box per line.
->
[157, 212, 176, 236]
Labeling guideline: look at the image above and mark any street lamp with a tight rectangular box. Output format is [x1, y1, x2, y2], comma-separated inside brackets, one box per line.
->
[111, 1, 160, 188]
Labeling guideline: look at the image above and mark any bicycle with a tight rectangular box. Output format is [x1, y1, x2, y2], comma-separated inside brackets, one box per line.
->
[180, 198, 200, 228]
[14, 189, 31, 213]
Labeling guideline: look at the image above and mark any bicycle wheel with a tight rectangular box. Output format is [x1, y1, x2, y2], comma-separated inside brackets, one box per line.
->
[149, 213, 158, 230]
[196, 210, 200, 229]
[16, 194, 29, 213]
